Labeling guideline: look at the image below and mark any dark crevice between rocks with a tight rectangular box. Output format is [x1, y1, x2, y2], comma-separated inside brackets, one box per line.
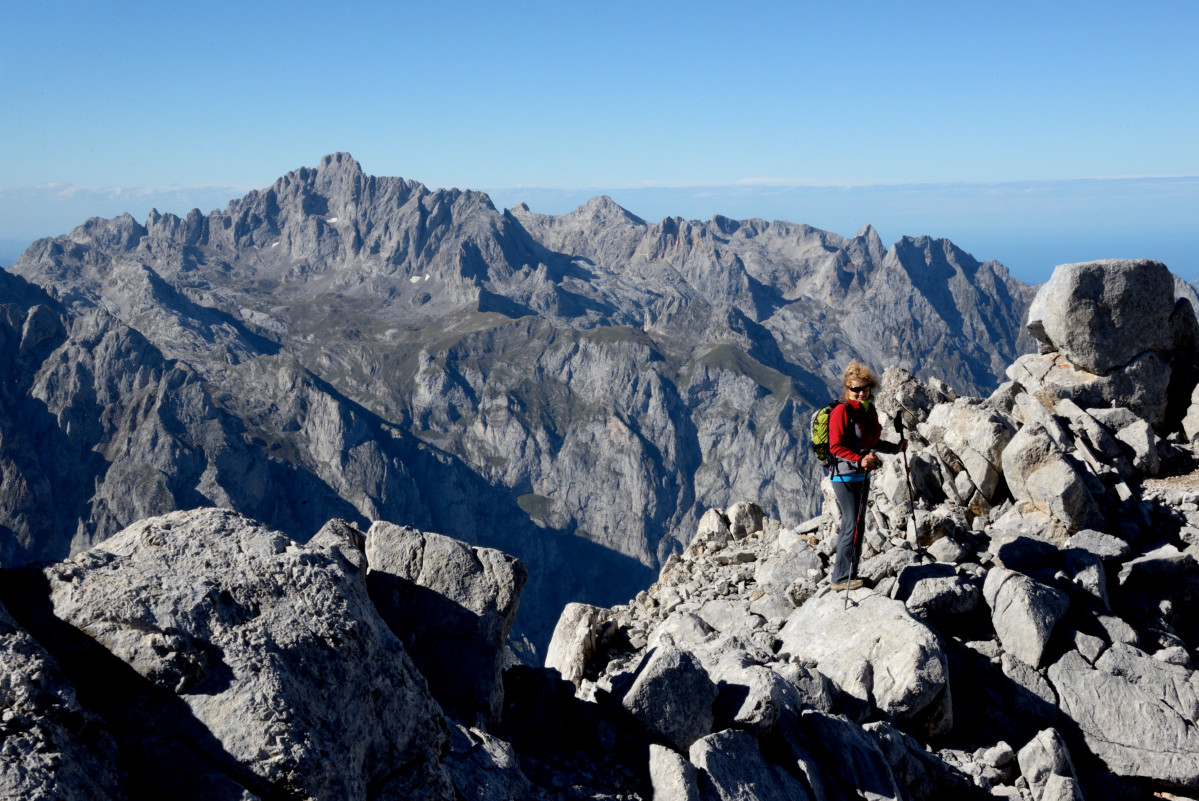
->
[499, 665, 653, 798]
[0, 565, 294, 801]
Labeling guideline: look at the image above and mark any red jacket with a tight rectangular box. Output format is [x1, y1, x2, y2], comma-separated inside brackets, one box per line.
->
[828, 399, 883, 472]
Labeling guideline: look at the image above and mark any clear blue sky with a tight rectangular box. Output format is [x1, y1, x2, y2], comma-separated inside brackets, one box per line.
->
[2, 0, 1196, 283]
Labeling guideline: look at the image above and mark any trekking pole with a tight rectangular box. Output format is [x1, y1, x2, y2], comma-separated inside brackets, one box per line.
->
[895, 414, 919, 543]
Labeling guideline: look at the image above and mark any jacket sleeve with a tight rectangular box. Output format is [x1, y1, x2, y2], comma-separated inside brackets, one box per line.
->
[864, 408, 902, 454]
[828, 403, 863, 464]
[873, 438, 901, 455]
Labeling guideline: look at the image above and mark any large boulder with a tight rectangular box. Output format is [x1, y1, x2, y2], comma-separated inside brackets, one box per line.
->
[1016, 728, 1080, 801]
[544, 602, 607, 686]
[689, 728, 812, 801]
[1113, 418, 1161, 475]
[983, 567, 1070, 668]
[622, 646, 717, 751]
[365, 521, 528, 726]
[1026, 259, 1175, 375]
[649, 743, 702, 801]
[1183, 383, 1199, 445]
[867, 721, 979, 801]
[35, 509, 454, 800]
[443, 722, 534, 801]
[778, 592, 951, 735]
[1000, 423, 1103, 536]
[796, 710, 907, 800]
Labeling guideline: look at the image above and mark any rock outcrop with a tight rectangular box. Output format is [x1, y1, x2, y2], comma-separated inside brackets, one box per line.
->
[365, 521, 528, 727]
[2, 509, 456, 799]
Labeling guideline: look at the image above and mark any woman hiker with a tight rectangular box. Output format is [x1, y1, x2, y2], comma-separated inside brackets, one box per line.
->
[827, 359, 904, 591]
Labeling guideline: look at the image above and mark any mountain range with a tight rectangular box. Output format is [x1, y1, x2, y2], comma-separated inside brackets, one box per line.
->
[2, 153, 1036, 651]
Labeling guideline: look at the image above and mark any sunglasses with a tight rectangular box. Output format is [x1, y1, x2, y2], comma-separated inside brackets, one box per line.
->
[846, 384, 872, 394]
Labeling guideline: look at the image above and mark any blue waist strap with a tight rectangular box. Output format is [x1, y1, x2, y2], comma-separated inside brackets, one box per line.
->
[830, 473, 867, 483]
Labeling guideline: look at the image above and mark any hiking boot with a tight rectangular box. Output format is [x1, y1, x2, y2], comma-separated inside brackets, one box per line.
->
[830, 578, 865, 591]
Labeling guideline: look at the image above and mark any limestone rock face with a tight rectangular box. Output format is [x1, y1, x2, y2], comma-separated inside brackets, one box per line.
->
[32, 508, 454, 800]
[364, 521, 528, 726]
[779, 593, 951, 735]
[1026, 259, 1175, 375]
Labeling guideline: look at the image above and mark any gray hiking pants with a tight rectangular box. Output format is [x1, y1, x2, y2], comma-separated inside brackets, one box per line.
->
[831, 476, 870, 583]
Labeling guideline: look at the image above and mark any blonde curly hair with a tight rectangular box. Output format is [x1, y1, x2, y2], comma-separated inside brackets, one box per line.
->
[842, 359, 878, 392]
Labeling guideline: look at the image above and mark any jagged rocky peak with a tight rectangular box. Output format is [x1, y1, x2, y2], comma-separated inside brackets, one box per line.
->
[67, 212, 147, 252]
[574, 194, 646, 226]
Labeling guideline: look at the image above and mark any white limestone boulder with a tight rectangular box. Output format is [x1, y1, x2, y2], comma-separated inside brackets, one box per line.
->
[1016, 728, 1081, 801]
[689, 728, 812, 801]
[621, 646, 717, 751]
[1026, 259, 1175, 375]
[1048, 649, 1199, 790]
[1000, 423, 1103, 536]
[365, 521, 528, 726]
[649, 744, 701, 801]
[39, 509, 454, 800]
[544, 602, 607, 686]
[778, 592, 951, 736]
[983, 567, 1070, 669]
